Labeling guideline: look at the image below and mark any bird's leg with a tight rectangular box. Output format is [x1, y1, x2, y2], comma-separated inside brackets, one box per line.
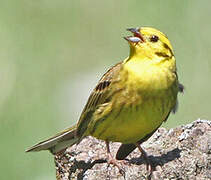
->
[136, 143, 152, 173]
[105, 141, 125, 175]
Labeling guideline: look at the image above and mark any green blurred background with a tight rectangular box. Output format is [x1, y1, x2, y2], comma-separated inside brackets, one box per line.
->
[0, 0, 210, 179]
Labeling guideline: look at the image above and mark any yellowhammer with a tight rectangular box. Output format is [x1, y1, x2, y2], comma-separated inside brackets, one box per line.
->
[26, 27, 183, 174]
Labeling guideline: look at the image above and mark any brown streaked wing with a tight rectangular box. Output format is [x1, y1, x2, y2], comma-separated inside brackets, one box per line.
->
[76, 62, 123, 138]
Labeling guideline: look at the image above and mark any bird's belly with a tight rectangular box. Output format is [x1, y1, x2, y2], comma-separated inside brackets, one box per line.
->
[90, 94, 175, 143]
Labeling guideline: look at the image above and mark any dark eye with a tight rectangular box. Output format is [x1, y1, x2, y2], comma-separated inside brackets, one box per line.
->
[150, 35, 159, 42]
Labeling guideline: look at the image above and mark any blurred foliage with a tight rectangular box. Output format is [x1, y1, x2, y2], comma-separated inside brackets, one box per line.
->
[0, 0, 210, 179]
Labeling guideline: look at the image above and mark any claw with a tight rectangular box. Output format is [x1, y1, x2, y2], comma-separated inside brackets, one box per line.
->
[136, 143, 153, 175]
[106, 141, 126, 176]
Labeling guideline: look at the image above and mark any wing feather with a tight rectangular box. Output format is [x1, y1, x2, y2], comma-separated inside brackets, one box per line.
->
[76, 62, 122, 137]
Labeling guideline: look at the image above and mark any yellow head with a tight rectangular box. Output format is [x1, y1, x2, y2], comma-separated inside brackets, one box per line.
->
[125, 27, 174, 61]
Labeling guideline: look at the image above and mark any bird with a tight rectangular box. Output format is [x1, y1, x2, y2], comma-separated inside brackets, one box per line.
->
[26, 27, 184, 174]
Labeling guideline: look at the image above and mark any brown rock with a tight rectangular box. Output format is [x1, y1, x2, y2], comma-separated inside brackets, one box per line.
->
[54, 119, 211, 180]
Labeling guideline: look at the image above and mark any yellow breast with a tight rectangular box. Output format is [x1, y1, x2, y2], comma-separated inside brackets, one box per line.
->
[88, 58, 178, 143]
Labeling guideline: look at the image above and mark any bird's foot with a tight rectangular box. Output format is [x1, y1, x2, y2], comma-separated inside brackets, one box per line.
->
[140, 152, 152, 173]
[136, 143, 154, 176]
[107, 153, 127, 176]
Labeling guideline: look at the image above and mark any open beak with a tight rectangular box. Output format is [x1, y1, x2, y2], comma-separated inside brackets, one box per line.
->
[124, 27, 145, 43]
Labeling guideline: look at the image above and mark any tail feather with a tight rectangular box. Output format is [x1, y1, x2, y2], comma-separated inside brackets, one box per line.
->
[26, 125, 78, 154]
